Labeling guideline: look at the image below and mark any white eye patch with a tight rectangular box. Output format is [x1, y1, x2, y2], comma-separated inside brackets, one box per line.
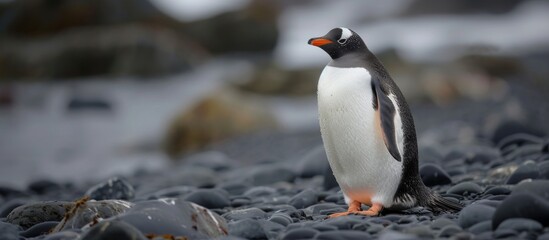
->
[338, 27, 352, 44]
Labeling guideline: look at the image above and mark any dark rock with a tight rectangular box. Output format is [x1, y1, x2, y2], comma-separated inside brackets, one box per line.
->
[539, 161, 549, 179]
[50, 199, 133, 232]
[378, 230, 420, 240]
[243, 186, 277, 198]
[402, 225, 433, 238]
[323, 216, 364, 230]
[0, 186, 29, 199]
[297, 145, 329, 178]
[20, 221, 59, 238]
[143, 186, 196, 199]
[419, 163, 452, 186]
[228, 219, 266, 239]
[491, 121, 545, 144]
[306, 203, 346, 215]
[315, 230, 372, 240]
[496, 218, 542, 233]
[281, 228, 319, 240]
[323, 165, 339, 190]
[223, 208, 267, 221]
[506, 162, 539, 184]
[430, 217, 456, 230]
[42, 231, 81, 240]
[28, 180, 61, 195]
[314, 223, 339, 232]
[512, 180, 549, 200]
[447, 182, 483, 195]
[437, 225, 463, 238]
[81, 221, 146, 240]
[289, 189, 318, 209]
[217, 182, 251, 196]
[458, 203, 496, 228]
[484, 186, 511, 196]
[468, 220, 492, 234]
[419, 146, 443, 165]
[86, 177, 135, 201]
[268, 213, 293, 226]
[247, 165, 296, 185]
[0, 221, 20, 240]
[493, 229, 517, 239]
[112, 199, 228, 238]
[183, 189, 230, 209]
[539, 233, 549, 240]
[497, 133, 542, 150]
[231, 198, 251, 207]
[492, 193, 549, 229]
[0, 198, 29, 218]
[258, 220, 285, 239]
[6, 201, 73, 229]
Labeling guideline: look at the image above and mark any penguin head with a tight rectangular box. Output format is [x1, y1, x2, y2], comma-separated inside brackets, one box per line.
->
[308, 27, 367, 59]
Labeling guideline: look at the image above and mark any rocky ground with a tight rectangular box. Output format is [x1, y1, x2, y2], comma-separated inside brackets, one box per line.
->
[2, 86, 549, 240]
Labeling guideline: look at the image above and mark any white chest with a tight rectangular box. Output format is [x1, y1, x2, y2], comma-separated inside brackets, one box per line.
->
[317, 66, 403, 206]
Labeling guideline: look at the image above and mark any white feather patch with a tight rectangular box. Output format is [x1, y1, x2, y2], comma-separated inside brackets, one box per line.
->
[339, 27, 352, 40]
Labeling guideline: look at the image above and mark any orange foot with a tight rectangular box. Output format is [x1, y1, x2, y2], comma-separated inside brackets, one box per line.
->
[328, 202, 383, 218]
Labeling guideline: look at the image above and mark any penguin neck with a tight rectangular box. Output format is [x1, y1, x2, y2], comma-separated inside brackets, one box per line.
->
[327, 50, 378, 69]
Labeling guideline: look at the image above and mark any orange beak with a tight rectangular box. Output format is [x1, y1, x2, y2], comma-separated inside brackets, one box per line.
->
[308, 38, 333, 47]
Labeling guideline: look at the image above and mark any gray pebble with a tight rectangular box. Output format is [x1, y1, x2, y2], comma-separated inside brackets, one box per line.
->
[184, 189, 230, 209]
[268, 213, 293, 226]
[506, 162, 539, 184]
[281, 228, 319, 240]
[85, 177, 135, 201]
[447, 182, 483, 195]
[458, 204, 495, 228]
[496, 218, 542, 233]
[0, 222, 20, 240]
[493, 229, 517, 239]
[228, 219, 266, 239]
[437, 225, 463, 238]
[289, 189, 318, 209]
[468, 220, 492, 234]
[81, 221, 147, 240]
[315, 230, 371, 240]
[430, 217, 456, 230]
[223, 208, 267, 221]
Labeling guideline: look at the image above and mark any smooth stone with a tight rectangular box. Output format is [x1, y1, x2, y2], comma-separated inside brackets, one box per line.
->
[228, 219, 266, 239]
[20, 221, 59, 238]
[493, 229, 517, 239]
[506, 162, 539, 184]
[512, 180, 549, 200]
[0, 198, 29, 218]
[297, 145, 329, 178]
[86, 177, 135, 201]
[6, 201, 73, 229]
[491, 121, 545, 144]
[430, 217, 456, 230]
[484, 186, 511, 196]
[42, 231, 81, 240]
[458, 204, 496, 228]
[223, 208, 267, 221]
[496, 133, 542, 150]
[268, 213, 293, 226]
[289, 189, 318, 209]
[0, 221, 20, 240]
[539, 161, 549, 179]
[258, 220, 285, 239]
[475, 199, 501, 209]
[447, 182, 483, 195]
[143, 186, 196, 199]
[313, 223, 338, 232]
[28, 180, 61, 195]
[323, 216, 364, 230]
[538, 233, 549, 240]
[282, 228, 319, 240]
[80, 221, 146, 240]
[492, 192, 549, 229]
[315, 230, 371, 240]
[184, 189, 230, 209]
[243, 186, 277, 198]
[437, 225, 463, 238]
[230, 198, 251, 208]
[217, 182, 251, 196]
[0, 186, 29, 199]
[112, 199, 227, 238]
[496, 218, 542, 233]
[50, 199, 133, 232]
[246, 165, 296, 186]
[468, 220, 492, 234]
[403, 225, 433, 238]
[323, 165, 339, 190]
[420, 164, 452, 187]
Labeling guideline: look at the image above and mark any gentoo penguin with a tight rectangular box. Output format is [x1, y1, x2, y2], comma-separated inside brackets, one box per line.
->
[308, 27, 462, 218]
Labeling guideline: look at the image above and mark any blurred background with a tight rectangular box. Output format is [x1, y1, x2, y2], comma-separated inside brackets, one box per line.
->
[1, 0, 548, 188]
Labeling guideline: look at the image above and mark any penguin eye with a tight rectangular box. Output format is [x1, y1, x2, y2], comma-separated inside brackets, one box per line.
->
[337, 38, 347, 44]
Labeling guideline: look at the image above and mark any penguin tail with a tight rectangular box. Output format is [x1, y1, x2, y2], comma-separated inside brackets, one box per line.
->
[426, 193, 463, 213]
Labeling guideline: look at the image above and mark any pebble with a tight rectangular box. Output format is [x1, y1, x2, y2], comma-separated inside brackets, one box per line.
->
[246, 165, 296, 186]
[297, 145, 329, 178]
[268, 213, 293, 226]
[42, 231, 81, 240]
[243, 186, 277, 198]
[512, 180, 549, 199]
[86, 177, 135, 201]
[0, 222, 20, 240]
[378, 230, 420, 240]
[0, 198, 28, 218]
[437, 225, 463, 238]
[289, 189, 318, 209]
[419, 164, 452, 187]
[458, 204, 496, 228]
[430, 217, 456, 230]
[539, 160, 549, 179]
[315, 230, 372, 240]
[28, 180, 61, 195]
[468, 220, 492, 234]
[323, 165, 339, 190]
[223, 207, 267, 221]
[506, 162, 539, 184]
[484, 186, 511, 196]
[228, 219, 266, 239]
[217, 182, 251, 196]
[447, 182, 483, 195]
[281, 228, 319, 240]
[6, 201, 73, 229]
[20, 221, 59, 238]
[493, 228, 517, 239]
[185, 151, 234, 171]
[495, 218, 542, 233]
[184, 189, 230, 209]
[80, 221, 147, 240]
[323, 216, 364, 230]
[492, 192, 549, 229]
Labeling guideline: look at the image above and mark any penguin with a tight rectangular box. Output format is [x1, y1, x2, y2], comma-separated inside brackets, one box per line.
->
[308, 27, 462, 218]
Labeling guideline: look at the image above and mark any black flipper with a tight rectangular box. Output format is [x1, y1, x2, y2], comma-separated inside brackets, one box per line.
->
[371, 78, 402, 162]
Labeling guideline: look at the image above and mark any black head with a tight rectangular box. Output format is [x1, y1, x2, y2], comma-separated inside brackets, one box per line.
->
[308, 27, 367, 59]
